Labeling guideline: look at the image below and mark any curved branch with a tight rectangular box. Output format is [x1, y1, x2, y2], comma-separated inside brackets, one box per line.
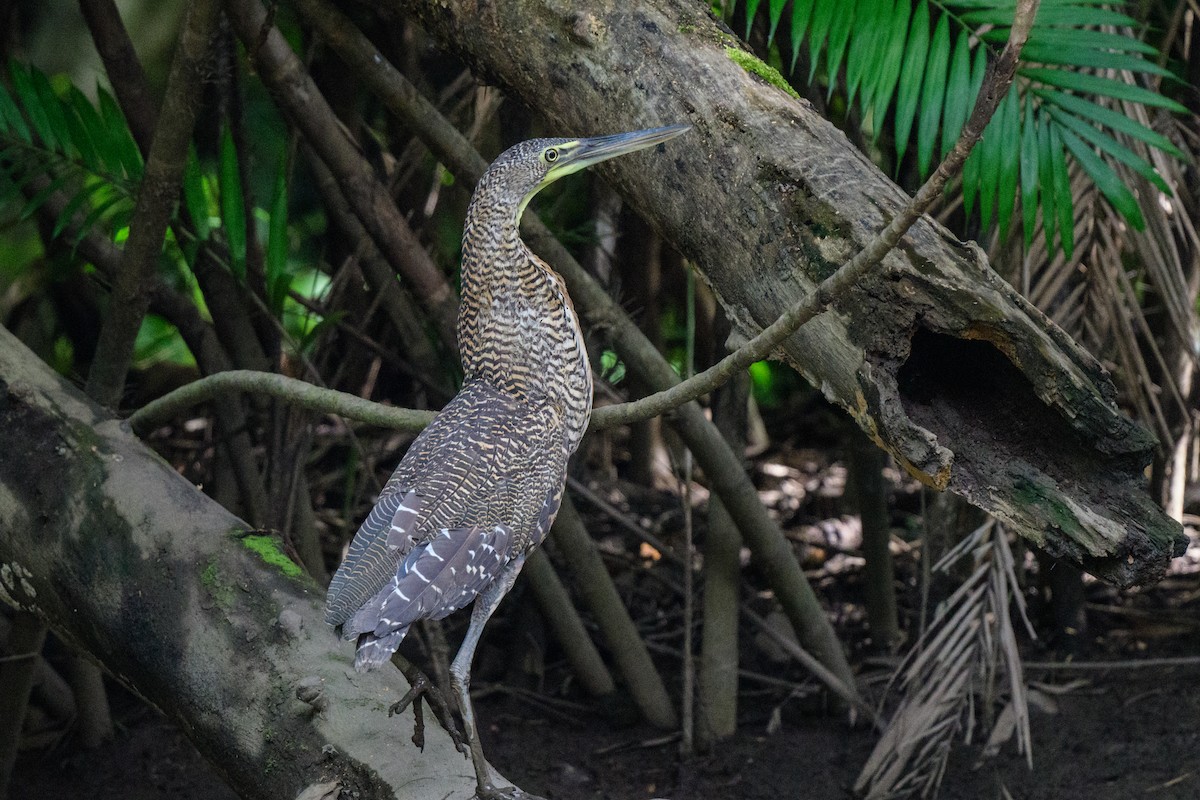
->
[129, 370, 434, 436]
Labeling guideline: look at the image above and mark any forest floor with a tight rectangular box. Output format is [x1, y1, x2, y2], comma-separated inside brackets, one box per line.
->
[11, 629, 1200, 800]
[11, 413, 1200, 800]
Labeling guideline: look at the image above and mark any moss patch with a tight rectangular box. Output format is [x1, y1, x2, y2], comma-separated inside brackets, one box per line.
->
[240, 534, 304, 577]
[724, 47, 800, 100]
[201, 560, 237, 610]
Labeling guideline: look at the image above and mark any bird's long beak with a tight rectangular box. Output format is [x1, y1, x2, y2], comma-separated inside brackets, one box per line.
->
[548, 124, 691, 180]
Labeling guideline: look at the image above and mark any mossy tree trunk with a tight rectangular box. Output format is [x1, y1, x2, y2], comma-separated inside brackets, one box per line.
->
[0, 326, 480, 800]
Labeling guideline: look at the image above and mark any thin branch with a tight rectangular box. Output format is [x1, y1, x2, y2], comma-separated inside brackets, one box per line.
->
[84, 0, 221, 408]
[128, 370, 435, 436]
[77, 0, 159, 153]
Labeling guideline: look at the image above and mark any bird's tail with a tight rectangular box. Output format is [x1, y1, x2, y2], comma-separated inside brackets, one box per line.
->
[353, 629, 407, 672]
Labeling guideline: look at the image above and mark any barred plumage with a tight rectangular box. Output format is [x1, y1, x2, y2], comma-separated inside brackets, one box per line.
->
[324, 124, 688, 799]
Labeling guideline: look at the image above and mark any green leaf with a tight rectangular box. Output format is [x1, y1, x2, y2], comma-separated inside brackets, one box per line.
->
[744, 0, 763, 39]
[70, 85, 118, 173]
[806, 0, 837, 83]
[941, 30, 972, 159]
[1037, 113, 1058, 253]
[1033, 87, 1185, 159]
[893, 0, 929, 165]
[847, 0, 886, 109]
[182, 149, 211, 239]
[218, 124, 247, 280]
[267, 153, 291, 315]
[790, 0, 816, 71]
[977, 106, 1002, 232]
[961, 5, 1137, 27]
[916, 12, 949, 177]
[62, 94, 100, 171]
[960, 45, 989, 218]
[1059, 125, 1144, 230]
[0, 82, 32, 143]
[1048, 123, 1074, 259]
[97, 89, 142, 178]
[766, 0, 788, 44]
[824, 0, 856, 97]
[871, 0, 911, 132]
[1046, 105, 1168, 194]
[29, 67, 72, 157]
[9, 62, 56, 150]
[996, 86, 1021, 241]
[1019, 97, 1039, 249]
[1002, 28, 1160, 57]
[1020, 67, 1189, 113]
[52, 179, 110, 238]
[962, 145, 981, 220]
[1019, 43, 1176, 79]
[70, 191, 125, 245]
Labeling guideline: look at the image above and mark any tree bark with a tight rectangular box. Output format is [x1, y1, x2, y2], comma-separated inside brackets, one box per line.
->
[394, 0, 1185, 587]
[0, 326, 483, 800]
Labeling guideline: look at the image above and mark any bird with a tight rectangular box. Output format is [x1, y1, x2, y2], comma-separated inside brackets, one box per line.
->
[325, 123, 689, 799]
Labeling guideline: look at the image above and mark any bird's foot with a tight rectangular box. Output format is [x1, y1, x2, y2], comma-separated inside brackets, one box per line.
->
[388, 671, 466, 754]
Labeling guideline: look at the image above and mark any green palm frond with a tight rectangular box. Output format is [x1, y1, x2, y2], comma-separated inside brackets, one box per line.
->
[737, 0, 1188, 259]
[0, 61, 142, 246]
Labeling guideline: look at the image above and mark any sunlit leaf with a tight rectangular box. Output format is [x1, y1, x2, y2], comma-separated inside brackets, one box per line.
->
[1019, 97, 1039, 249]
[1021, 67, 1188, 113]
[916, 13, 949, 177]
[1036, 108, 1059, 250]
[789, 0, 816, 71]
[941, 30, 972, 159]
[806, 0, 837, 83]
[1034, 87, 1185, 159]
[1059, 125, 1144, 230]
[996, 86, 1021, 241]
[893, 0, 929, 165]
[871, 0, 911, 133]
[1045, 106, 1168, 193]
[1048, 123, 1073, 259]
[824, 0, 856, 98]
[744, 0, 763, 38]
[766, 0, 789, 44]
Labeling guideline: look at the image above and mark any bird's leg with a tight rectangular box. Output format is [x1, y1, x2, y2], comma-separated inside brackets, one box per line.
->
[450, 555, 526, 800]
[388, 653, 466, 753]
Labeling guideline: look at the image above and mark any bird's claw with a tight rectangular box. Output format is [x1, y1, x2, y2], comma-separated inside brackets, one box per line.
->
[387, 672, 466, 754]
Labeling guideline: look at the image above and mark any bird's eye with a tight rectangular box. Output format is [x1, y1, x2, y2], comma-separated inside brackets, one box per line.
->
[544, 148, 559, 163]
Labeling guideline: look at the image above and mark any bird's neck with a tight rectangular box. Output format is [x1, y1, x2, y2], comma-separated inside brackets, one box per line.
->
[457, 198, 592, 451]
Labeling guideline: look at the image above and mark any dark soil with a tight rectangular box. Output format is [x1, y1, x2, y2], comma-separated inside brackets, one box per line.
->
[13, 621, 1199, 800]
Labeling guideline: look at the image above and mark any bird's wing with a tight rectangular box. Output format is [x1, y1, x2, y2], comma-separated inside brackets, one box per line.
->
[325, 382, 552, 628]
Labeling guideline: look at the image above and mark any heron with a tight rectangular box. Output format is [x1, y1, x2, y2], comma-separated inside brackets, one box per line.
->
[325, 123, 689, 798]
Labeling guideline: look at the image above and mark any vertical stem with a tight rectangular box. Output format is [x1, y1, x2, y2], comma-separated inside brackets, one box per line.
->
[85, 0, 220, 407]
[679, 265, 696, 757]
[0, 613, 47, 797]
[848, 427, 899, 651]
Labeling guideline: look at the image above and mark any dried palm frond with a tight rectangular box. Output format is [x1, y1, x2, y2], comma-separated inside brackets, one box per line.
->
[855, 520, 1033, 800]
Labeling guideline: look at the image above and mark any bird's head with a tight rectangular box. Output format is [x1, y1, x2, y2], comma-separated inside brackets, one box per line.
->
[474, 124, 690, 224]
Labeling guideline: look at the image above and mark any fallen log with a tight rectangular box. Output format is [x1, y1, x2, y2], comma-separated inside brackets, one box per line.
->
[0, 325, 478, 800]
